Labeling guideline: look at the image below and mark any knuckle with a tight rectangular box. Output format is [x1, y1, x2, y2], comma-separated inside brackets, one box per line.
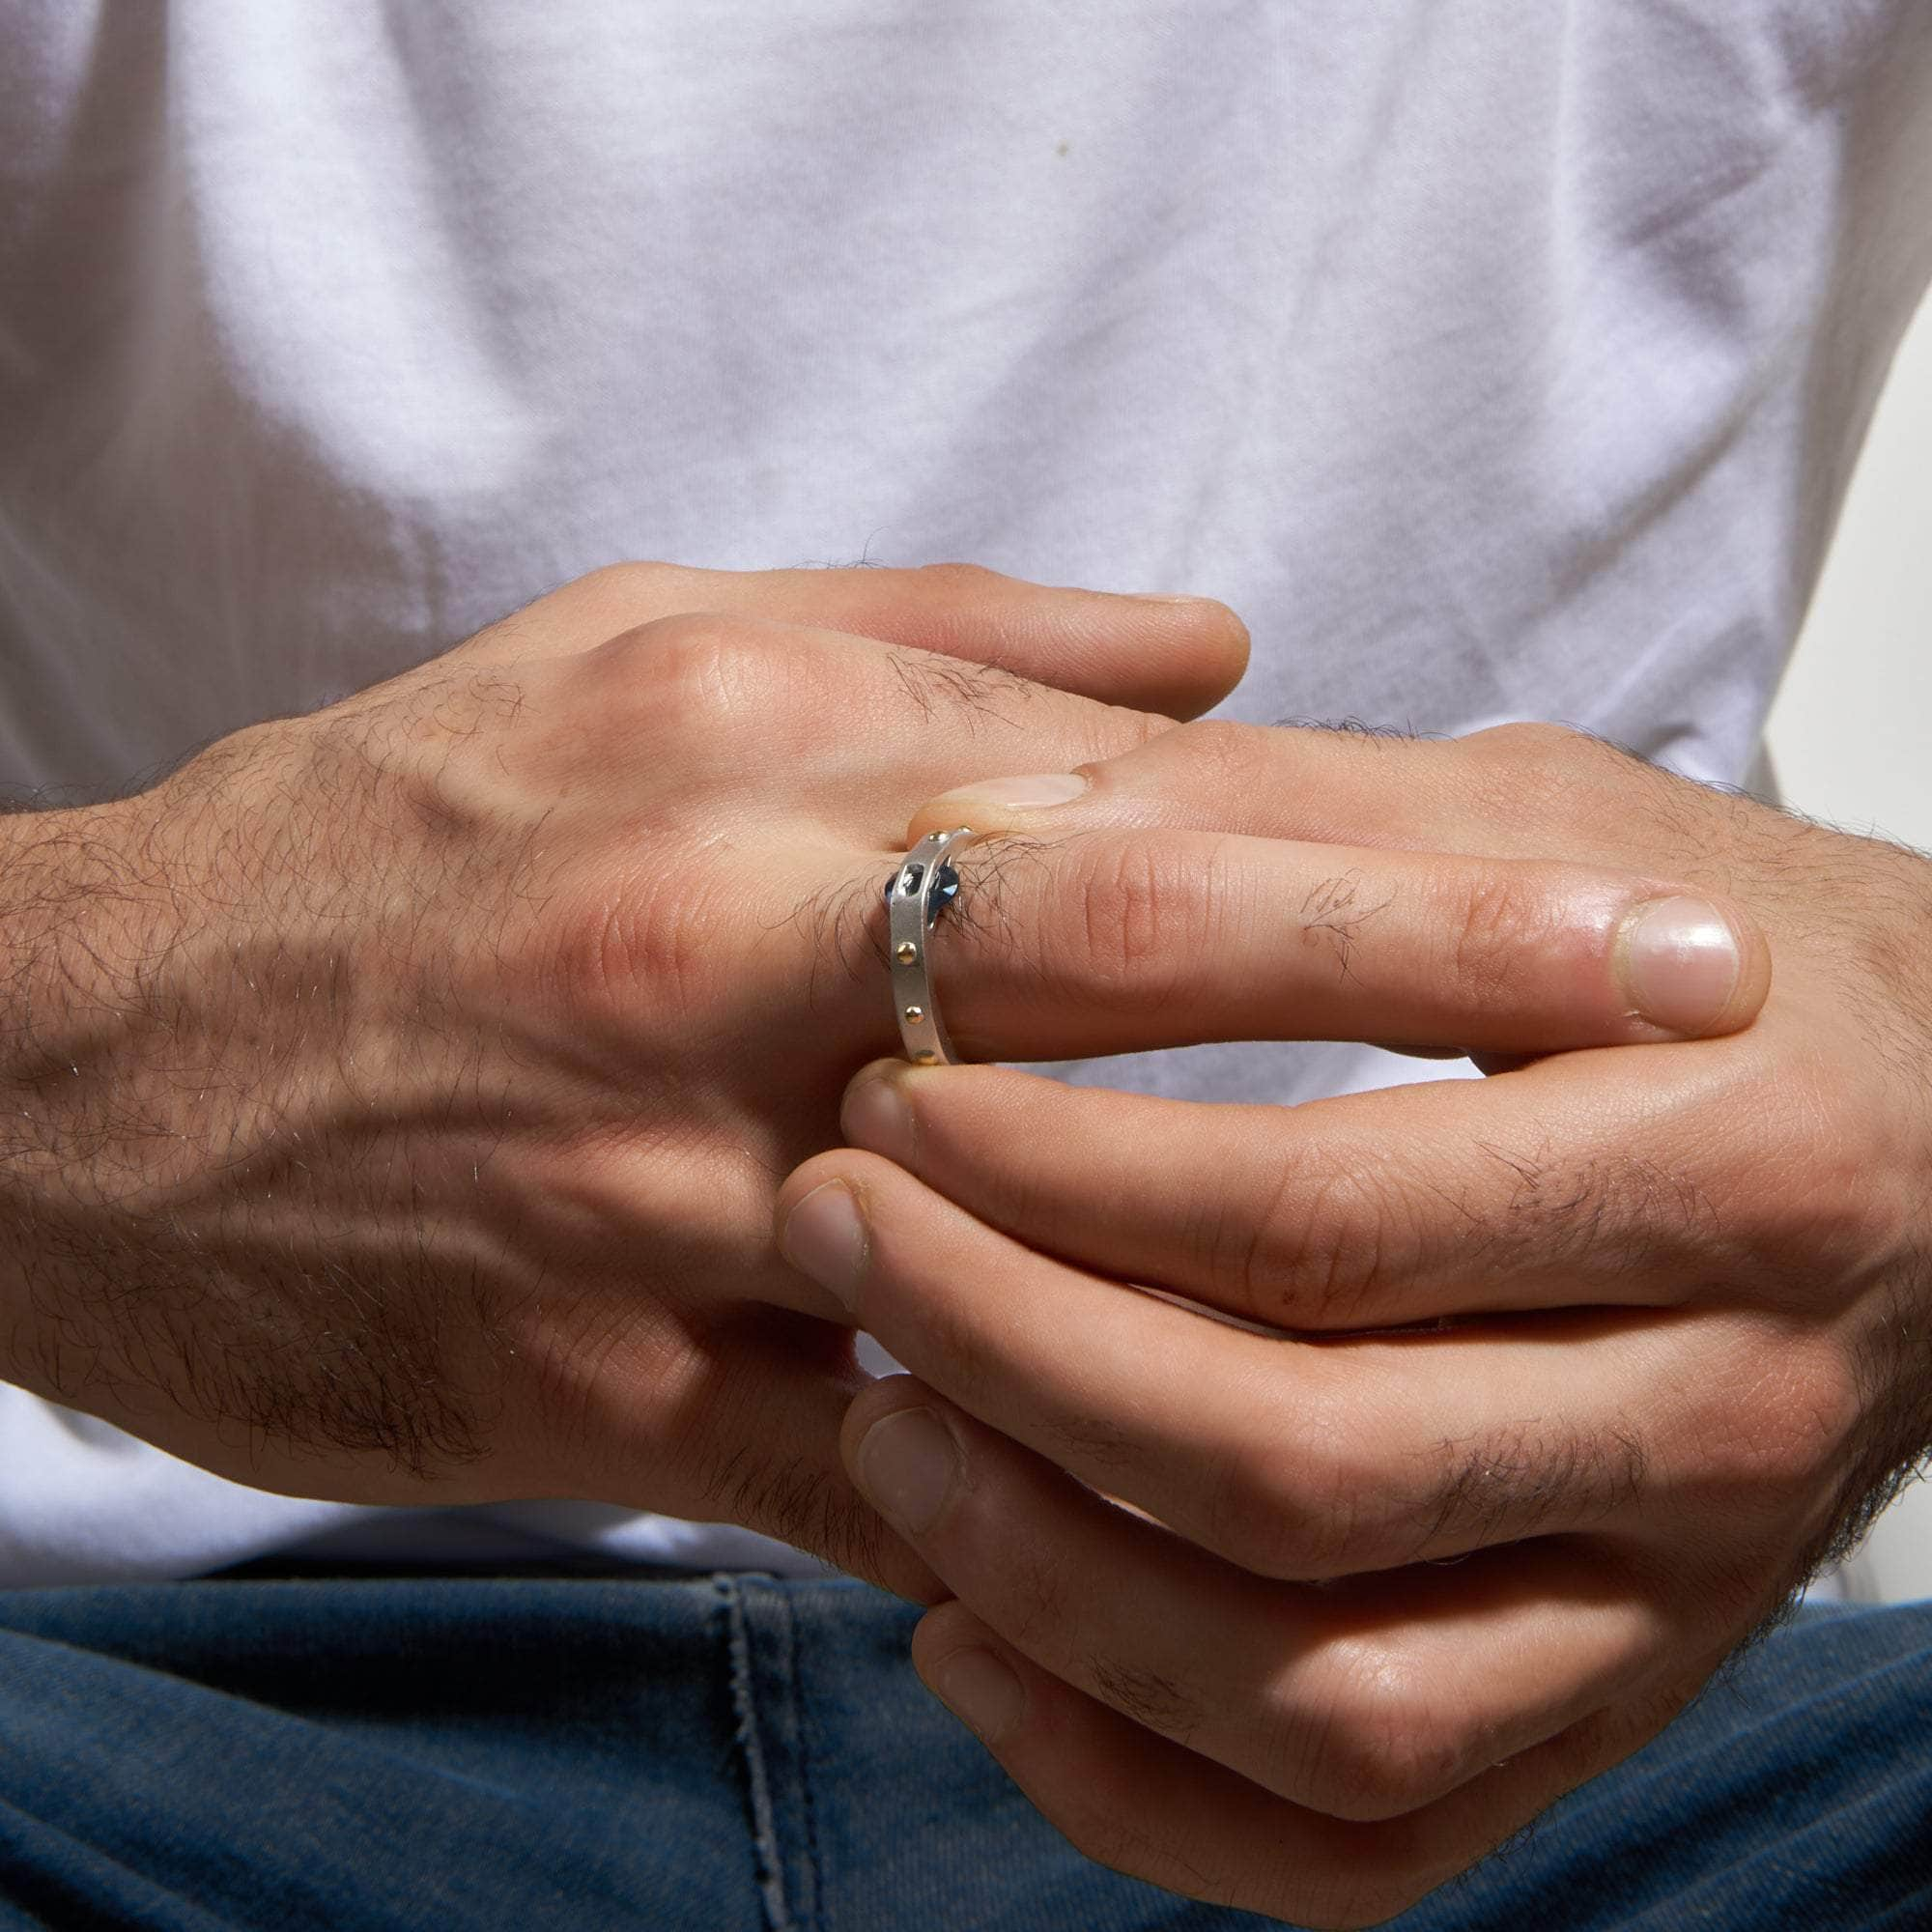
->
[1063, 839, 1168, 987]
[603, 611, 794, 732]
[1446, 869, 1549, 1005]
[1455, 722, 1649, 842]
[540, 560, 703, 641]
[1463, 719, 1591, 769]
[1743, 1076, 1908, 1286]
[1299, 1642, 1474, 1821]
[959, 1155, 1053, 1249]
[1167, 716, 1276, 793]
[1693, 1339, 1861, 1508]
[1053, 837, 1216, 998]
[632, 609, 740, 696]
[1458, 722, 1593, 825]
[991, 1542, 1075, 1654]
[914, 559, 1002, 592]
[1239, 1155, 1417, 1330]
[1199, 1429, 1344, 1578]
[582, 558, 679, 602]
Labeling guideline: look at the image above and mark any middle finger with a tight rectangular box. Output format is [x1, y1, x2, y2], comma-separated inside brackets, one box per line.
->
[834, 1050, 1766, 1330]
[775, 1149, 1761, 1578]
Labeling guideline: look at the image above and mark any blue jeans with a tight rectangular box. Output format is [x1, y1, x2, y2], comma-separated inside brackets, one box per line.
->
[0, 1573, 1925, 1930]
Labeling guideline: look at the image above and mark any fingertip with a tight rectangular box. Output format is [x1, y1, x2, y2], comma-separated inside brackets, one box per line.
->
[912, 1603, 1031, 1746]
[1122, 593, 1250, 720]
[838, 1370, 933, 1472]
[841, 1060, 919, 1167]
[904, 768, 1095, 843]
[1616, 894, 1770, 1037]
[777, 1176, 869, 1312]
[772, 1148, 854, 1231]
[829, 1471, 952, 1605]
[1178, 597, 1252, 718]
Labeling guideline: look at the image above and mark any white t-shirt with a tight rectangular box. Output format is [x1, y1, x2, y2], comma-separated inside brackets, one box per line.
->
[4, 2, 1931, 1584]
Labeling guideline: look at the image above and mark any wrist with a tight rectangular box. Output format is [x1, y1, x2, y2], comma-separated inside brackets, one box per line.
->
[0, 795, 174, 1395]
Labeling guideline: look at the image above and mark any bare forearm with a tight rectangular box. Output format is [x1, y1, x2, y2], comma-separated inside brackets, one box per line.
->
[0, 793, 178, 1405]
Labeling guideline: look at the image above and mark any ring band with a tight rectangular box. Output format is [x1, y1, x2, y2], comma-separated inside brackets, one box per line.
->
[885, 827, 985, 1065]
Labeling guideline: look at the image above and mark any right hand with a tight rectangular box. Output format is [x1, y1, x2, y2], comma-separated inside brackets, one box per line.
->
[0, 561, 1245, 1591]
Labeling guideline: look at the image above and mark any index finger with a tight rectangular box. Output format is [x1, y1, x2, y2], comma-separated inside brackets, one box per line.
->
[463, 560, 1251, 719]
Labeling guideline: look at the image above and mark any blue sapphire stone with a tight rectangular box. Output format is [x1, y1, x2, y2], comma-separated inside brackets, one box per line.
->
[883, 859, 960, 926]
[926, 862, 960, 925]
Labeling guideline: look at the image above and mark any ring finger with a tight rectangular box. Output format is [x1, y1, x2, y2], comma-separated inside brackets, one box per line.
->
[776, 1150, 1748, 1577]
[908, 1594, 1713, 1927]
[773, 825, 1766, 1064]
[842, 1374, 1673, 1821]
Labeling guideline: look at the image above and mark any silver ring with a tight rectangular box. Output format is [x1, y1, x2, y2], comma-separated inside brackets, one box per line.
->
[884, 827, 985, 1065]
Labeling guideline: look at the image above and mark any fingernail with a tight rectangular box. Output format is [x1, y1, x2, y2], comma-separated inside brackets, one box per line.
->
[929, 772, 1089, 812]
[930, 1647, 1025, 1742]
[781, 1181, 867, 1309]
[1130, 592, 1211, 605]
[1618, 896, 1743, 1034]
[842, 1069, 916, 1167]
[856, 1406, 959, 1533]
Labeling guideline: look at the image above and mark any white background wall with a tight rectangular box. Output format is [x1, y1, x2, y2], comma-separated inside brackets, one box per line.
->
[1766, 295, 1932, 1604]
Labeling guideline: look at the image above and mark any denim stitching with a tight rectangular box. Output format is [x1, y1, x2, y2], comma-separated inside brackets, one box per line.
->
[718, 1576, 795, 1932]
[776, 1588, 824, 1932]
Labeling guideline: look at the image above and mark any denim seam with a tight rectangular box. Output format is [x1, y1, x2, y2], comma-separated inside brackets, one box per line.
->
[775, 1588, 824, 1932]
[718, 1577, 795, 1932]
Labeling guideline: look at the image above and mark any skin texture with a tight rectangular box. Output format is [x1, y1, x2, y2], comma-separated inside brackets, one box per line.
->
[0, 560, 1258, 1596]
[776, 719, 1932, 1928]
[1, 561, 1803, 1915]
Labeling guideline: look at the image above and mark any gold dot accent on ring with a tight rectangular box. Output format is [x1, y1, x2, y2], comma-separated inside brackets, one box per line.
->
[895, 941, 918, 964]
[903, 1005, 924, 1023]
[914, 1049, 939, 1065]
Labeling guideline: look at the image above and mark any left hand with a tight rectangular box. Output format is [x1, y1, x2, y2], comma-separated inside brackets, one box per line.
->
[774, 721, 1932, 1928]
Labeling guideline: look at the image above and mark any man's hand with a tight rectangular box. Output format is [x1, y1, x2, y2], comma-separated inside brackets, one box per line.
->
[775, 721, 1930, 1923]
[0, 560, 1259, 1593]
